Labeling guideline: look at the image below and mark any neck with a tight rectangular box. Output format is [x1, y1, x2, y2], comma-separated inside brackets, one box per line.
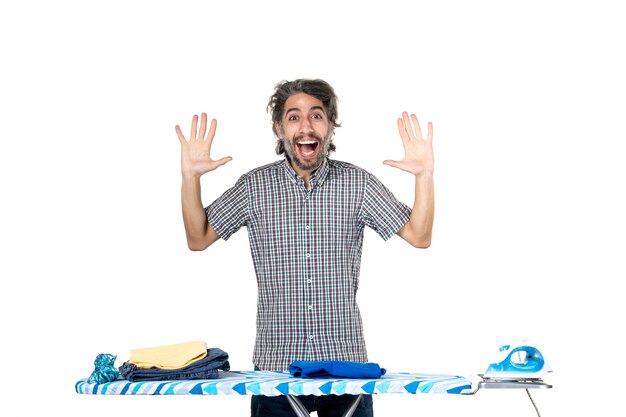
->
[288, 160, 312, 189]
[288, 155, 330, 190]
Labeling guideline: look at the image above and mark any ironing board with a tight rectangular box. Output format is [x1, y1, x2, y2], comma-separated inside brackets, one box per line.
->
[76, 370, 474, 417]
[75, 370, 474, 396]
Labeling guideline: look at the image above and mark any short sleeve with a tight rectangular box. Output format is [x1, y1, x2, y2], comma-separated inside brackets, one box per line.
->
[360, 173, 411, 240]
[205, 175, 249, 241]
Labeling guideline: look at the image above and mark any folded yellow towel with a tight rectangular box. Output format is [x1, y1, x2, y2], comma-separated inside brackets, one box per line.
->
[129, 341, 208, 369]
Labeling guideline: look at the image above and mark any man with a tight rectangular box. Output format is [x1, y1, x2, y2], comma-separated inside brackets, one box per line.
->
[175, 79, 434, 416]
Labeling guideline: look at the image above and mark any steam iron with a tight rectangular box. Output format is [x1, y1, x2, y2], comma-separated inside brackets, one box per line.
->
[479, 342, 553, 389]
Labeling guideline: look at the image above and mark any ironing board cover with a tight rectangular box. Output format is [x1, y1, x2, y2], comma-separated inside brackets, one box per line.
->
[75, 370, 473, 396]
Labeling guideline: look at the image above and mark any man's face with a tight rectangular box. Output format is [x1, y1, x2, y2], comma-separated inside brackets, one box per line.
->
[277, 92, 332, 173]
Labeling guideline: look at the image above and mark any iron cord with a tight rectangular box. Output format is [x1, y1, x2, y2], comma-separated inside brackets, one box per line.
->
[526, 389, 542, 417]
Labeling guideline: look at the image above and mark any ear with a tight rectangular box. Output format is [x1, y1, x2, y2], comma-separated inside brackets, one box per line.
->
[273, 122, 282, 138]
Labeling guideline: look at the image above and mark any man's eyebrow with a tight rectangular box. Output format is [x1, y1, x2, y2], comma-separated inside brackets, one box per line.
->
[285, 106, 325, 115]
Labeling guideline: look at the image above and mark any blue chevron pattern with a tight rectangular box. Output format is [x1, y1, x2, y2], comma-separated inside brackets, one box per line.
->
[76, 371, 473, 396]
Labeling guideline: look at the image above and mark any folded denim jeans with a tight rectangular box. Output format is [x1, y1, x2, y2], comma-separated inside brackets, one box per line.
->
[119, 348, 230, 382]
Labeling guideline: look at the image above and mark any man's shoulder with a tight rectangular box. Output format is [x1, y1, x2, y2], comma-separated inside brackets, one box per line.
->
[239, 160, 285, 180]
[328, 159, 372, 177]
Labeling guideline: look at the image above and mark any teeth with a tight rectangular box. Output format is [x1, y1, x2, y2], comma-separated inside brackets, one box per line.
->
[297, 140, 316, 145]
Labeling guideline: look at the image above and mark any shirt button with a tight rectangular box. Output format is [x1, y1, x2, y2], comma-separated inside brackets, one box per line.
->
[307, 279, 312, 284]
[308, 305, 313, 310]
[305, 225, 310, 230]
[305, 253, 311, 258]
[309, 335, 314, 340]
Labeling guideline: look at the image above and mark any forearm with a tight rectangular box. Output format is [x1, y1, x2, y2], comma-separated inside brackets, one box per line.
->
[401, 173, 435, 248]
[181, 175, 219, 250]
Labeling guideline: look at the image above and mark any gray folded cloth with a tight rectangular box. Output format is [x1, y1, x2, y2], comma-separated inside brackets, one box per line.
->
[119, 348, 230, 382]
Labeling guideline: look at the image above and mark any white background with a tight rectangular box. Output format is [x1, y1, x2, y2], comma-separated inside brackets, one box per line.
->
[1, 0, 624, 416]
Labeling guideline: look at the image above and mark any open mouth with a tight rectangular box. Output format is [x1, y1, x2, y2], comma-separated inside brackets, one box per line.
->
[296, 139, 320, 159]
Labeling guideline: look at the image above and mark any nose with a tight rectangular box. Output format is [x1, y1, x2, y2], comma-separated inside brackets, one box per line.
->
[299, 117, 314, 134]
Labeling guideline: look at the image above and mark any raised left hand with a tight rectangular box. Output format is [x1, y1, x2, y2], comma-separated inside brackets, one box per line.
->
[383, 112, 434, 176]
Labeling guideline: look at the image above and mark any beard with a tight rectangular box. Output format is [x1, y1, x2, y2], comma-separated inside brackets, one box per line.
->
[282, 131, 332, 172]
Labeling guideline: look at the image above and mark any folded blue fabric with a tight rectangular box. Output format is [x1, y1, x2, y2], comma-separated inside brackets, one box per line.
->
[289, 360, 386, 379]
[119, 348, 230, 382]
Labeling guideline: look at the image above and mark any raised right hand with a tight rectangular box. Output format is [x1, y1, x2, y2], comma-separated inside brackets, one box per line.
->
[176, 113, 232, 178]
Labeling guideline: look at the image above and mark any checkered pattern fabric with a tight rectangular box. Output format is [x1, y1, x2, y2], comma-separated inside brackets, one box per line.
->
[206, 159, 411, 370]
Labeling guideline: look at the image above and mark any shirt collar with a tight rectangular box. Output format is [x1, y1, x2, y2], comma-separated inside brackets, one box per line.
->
[310, 157, 330, 188]
[281, 157, 330, 189]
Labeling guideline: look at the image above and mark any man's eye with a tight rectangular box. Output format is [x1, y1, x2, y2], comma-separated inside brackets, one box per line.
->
[312, 114, 323, 119]
[288, 115, 298, 121]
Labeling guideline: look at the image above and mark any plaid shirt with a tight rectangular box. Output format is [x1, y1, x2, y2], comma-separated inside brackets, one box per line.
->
[206, 158, 411, 370]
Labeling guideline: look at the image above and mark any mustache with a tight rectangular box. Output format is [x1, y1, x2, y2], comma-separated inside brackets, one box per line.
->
[293, 132, 323, 142]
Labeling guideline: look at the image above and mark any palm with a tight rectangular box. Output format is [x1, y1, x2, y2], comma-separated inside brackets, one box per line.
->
[384, 112, 433, 176]
[176, 113, 232, 177]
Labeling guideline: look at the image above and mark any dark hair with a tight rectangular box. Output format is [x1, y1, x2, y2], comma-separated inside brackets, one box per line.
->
[267, 79, 341, 155]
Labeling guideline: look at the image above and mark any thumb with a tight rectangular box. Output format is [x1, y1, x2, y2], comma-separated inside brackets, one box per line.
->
[214, 156, 233, 168]
[383, 160, 402, 169]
